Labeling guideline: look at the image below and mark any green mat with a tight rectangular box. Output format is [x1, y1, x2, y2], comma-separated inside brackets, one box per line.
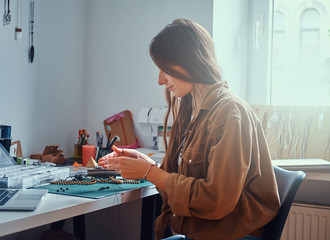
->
[32, 180, 154, 199]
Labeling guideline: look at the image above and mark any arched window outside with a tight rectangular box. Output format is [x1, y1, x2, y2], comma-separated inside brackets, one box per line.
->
[300, 8, 320, 67]
[273, 11, 285, 68]
[248, 0, 329, 106]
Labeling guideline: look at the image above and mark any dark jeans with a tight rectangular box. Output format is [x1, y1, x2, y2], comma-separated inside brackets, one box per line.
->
[237, 236, 263, 240]
[163, 235, 263, 240]
[162, 235, 191, 240]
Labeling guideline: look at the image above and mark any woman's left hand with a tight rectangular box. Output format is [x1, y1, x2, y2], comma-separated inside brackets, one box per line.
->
[102, 155, 151, 180]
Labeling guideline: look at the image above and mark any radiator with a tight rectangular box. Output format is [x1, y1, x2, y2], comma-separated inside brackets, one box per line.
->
[280, 203, 330, 240]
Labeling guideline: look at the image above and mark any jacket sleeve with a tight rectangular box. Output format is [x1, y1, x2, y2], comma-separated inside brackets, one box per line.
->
[165, 112, 254, 219]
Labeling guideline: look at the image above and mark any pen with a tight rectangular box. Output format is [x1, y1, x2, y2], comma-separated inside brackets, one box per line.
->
[106, 133, 111, 149]
[108, 136, 118, 151]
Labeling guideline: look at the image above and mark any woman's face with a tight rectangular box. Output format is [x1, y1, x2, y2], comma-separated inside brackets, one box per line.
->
[158, 65, 194, 97]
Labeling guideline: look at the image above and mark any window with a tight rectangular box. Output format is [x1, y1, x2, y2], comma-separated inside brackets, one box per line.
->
[270, 1, 330, 106]
[273, 11, 285, 69]
[300, 9, 320, 67]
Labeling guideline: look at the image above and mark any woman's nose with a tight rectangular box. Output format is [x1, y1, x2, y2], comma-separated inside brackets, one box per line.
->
[158, 71, 167, 85]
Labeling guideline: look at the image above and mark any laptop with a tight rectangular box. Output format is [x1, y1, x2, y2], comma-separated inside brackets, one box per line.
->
[0, 142, 48, 211]
[0, 188, 48, 211]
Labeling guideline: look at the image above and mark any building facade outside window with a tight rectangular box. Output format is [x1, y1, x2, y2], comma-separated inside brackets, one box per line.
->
[271, 0, 330, 106]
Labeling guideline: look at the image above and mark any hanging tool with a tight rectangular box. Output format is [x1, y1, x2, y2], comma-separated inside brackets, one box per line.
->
[15, 0, 22, 39]
[29, 1, 35, 63]
[3, 0, 11, 25]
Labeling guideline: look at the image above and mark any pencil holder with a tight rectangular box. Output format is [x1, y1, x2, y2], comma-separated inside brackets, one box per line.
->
[82, 145, 96, 167]
[96, 148, 112, 162]
[95, 135, 118, 162]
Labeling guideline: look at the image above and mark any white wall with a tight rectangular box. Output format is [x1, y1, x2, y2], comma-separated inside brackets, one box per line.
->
[0, 0, 213, 157]
[0, 0, 86, 157]
[213, 0, 249, 100]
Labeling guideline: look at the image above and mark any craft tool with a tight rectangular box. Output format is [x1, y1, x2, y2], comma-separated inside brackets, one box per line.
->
[87, 169, 120, 177]
[96, 132, 103, 147]
[106, 133, 111, 149]
[108, 136, 118, 151]
[3, 0, 11, 25]
[95, 132, 103, 161]
[29, 0, 35, 63]
[15, 0, 22, 39]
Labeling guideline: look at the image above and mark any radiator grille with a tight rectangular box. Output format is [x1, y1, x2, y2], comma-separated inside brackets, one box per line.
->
[281, 203, 330, 240]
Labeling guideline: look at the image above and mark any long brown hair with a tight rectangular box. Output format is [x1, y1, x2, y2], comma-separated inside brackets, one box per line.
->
[149, 19, 222, 173]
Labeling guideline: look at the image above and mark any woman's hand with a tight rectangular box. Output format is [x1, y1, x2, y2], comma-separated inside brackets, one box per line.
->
[98, 146, 157, 180]
[98, 146, 156, 164]
[98, 146, 169, 190]
[102, 155, 152, 180]
[98, 145, 139, 162]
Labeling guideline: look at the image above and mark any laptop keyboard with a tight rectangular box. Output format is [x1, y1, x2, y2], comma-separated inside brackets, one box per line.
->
[0, 189, 18, 206]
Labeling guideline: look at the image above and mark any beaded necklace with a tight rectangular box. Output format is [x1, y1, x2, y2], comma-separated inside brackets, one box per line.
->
[50, 176, 141, 185]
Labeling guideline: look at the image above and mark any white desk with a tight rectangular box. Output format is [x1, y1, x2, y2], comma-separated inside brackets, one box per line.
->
[0, 185, 159, 238]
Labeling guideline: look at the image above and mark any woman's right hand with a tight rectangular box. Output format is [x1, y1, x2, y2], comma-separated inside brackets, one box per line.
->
[98, 145, 156, 167]
[98, 146, 167, 191]
[98, 146, 137, 166]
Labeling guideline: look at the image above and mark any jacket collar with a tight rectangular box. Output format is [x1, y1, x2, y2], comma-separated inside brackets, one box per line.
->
[200, 81, 229, 111]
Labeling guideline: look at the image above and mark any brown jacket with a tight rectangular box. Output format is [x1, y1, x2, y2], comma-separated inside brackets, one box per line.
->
[155, 83, 280, 240]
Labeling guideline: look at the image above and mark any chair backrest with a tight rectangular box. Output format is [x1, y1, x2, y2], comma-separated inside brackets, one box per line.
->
[263, 165, 306, 240]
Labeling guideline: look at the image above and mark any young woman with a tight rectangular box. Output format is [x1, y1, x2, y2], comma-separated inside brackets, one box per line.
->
[98, 19, 280, 240]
